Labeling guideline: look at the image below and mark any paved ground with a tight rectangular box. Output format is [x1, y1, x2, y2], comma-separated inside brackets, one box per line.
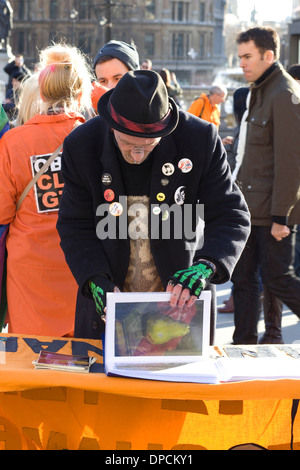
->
[215, 281, 300, 345]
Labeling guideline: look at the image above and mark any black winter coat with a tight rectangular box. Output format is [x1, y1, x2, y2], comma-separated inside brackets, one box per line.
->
[57, 110, 250, 337]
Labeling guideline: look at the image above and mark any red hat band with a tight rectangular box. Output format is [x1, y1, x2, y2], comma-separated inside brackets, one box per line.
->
[108, 101, 171, 134]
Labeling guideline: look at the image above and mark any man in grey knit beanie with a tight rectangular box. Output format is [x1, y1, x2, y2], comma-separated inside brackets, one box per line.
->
[93, 40, 139, 90]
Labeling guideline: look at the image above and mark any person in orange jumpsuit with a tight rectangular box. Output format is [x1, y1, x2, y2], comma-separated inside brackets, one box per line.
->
[0, 43, 93, 336]
[187, 84, 227, 130]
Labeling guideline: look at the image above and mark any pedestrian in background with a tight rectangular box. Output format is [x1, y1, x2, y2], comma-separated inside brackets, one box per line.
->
[188, 84, 227, 130]
[218, 85, 249, 314]
[4, 54, 31, 97]
[287, 63, 300, 278]
[159, 68, 184, 108]
[140, 59, 152, 70]
[91, 40, 140, 112]
[232, 27, 300, 344]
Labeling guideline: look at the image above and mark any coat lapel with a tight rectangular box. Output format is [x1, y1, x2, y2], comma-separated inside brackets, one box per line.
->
[99, 130, 126, 201]
[150, 136, 182, 207]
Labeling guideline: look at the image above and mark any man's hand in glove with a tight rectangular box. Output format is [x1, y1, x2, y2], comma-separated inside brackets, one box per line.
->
[89, 275, 119, 322]
[166, 260, 216, 308]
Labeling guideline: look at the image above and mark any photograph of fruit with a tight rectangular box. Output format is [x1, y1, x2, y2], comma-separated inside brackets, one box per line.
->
[114, 301, 204, 357]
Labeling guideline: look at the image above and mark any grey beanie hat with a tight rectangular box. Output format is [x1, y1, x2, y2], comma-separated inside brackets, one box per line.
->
[93, 40, 139, 71]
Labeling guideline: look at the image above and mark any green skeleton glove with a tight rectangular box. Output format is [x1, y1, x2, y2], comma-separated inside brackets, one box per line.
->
[168, 260, 216, 298]
[89, 275, 116, 320]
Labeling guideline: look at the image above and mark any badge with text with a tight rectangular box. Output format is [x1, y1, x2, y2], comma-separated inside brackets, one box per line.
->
[178, 158, 193, 173]
[109, 202, 123, 217]
[102, 173, 112, 185]
[30, 153, 64, 213]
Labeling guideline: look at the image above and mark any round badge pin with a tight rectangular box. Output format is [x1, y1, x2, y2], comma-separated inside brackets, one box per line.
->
[109, 202, 123, 216]
[101, 173, 112, 185]
[161, 178, 169, 186]
[174, 186, 186, 205]
[162, 163, 175, 176]
[162, 210, 169, 221]
[157, 192, 166, 202]
[178, 158, 193, 173]
[104, 189, 115, 202]
[152, 206, 161, 215]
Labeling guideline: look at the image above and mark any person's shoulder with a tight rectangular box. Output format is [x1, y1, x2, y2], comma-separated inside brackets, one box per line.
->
[267, 64, 296, 92]
[191, 93, 206, 103]
[177, 108, 215, 132]
[65, 116, 105, 144]
[0, 122, 29, 143]
[269, 66, 300, 103]
[171, 109, 218, 148]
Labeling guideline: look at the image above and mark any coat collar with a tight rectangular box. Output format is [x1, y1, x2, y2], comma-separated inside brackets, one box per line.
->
[100, 128, 183, 207]
[27, 112, 86, 126]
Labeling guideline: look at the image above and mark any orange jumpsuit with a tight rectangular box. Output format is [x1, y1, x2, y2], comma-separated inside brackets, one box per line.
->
[0, 112, 85, 336]
[91, 82, 108, 112]
[188, 93, 221, 130]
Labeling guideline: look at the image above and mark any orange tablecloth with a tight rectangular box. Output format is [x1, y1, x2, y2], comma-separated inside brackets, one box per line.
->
[0, 333, 299, 450]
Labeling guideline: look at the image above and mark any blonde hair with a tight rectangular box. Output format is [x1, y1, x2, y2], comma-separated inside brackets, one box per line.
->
[15, 73, 42, 126]
[37, 43, 93, 114]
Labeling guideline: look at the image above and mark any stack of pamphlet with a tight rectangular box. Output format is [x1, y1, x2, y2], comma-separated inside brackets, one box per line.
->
[214, 344, 300, 382]
[33, 351, 97, 373]
[215, 357, 300, 382]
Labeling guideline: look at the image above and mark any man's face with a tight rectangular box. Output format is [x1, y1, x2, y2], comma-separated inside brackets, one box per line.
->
[15, 56, 23, 67]
[113, 130, 161, 164]
[141, 61, 150, 70]
[95, 58, 129, 89]
[210, 92, 226, 106]
[238, 39, 274, 83]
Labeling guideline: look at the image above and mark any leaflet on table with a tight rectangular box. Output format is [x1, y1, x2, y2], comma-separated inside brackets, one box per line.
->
[104, 291, 219, 383]
[33, 350, 97, 373]
[213, 344, 300, 382]
[215, 357, 300, 382]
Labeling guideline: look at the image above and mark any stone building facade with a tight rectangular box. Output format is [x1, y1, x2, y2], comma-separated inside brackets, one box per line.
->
[7, 0, 227, 85]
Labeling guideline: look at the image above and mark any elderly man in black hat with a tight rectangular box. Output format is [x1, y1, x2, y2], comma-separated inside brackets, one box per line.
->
[57, 70, 250, 341]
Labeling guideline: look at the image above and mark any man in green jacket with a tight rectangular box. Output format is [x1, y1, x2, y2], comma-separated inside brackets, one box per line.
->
[232, 26, 300, 344]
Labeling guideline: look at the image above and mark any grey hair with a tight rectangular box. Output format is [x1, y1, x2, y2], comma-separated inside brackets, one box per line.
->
[209, 84, 228, 97]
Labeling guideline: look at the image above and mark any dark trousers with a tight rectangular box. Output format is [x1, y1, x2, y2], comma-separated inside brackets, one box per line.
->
[232, 225, 300, 344]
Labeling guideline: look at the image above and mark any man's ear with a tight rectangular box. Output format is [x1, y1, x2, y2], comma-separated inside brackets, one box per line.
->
[264, 49, 275, 65]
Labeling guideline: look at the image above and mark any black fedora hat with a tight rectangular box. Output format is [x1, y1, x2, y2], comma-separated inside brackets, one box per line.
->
[97, 70, 179, 138]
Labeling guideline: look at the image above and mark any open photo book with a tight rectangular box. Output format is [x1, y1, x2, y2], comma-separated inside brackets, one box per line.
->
[104, 292, 300, 384]
[104, 291, 221, 384]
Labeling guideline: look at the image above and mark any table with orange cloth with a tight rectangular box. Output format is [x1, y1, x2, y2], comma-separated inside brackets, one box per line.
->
[0, 333, 299, 450]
